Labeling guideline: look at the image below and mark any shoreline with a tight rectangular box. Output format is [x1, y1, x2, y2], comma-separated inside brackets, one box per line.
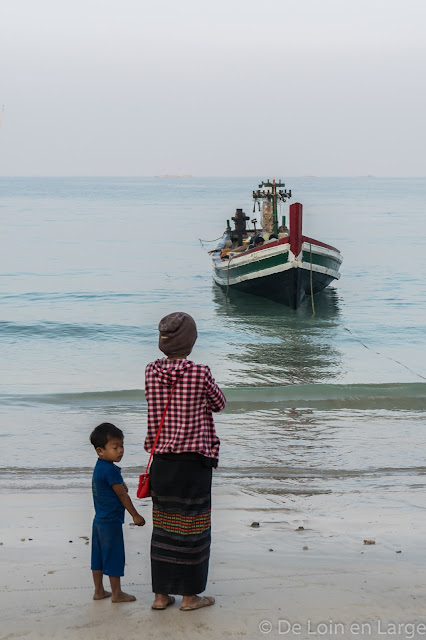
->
[1, 488, 425, 639]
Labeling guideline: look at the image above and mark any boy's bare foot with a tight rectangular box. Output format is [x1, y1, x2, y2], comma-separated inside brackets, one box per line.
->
[111, 591, 136, 603]
[93, 589, 112, 600]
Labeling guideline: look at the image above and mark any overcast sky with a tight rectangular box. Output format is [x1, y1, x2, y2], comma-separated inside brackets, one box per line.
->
[1, 0, 425, 176]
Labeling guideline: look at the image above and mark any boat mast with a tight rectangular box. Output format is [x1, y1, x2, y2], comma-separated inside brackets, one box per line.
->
[253, 179, 291, 236]
[272, 179, 278, 235]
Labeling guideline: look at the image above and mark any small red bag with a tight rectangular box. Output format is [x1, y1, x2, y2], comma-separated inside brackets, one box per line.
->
[137, 381, 177, 499]
[137, 473, 150, 499]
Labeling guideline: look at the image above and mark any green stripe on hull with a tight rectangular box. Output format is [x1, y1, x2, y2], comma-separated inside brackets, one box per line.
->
[215, 251, 289, 279]
[301, 251, 341, 272]
[215, 250, 340, 281]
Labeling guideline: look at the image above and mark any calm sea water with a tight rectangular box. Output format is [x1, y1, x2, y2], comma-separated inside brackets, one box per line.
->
[1, 177, 425, 529]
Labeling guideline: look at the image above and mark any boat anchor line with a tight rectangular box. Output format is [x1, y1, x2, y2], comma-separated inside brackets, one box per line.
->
[309, 243, 315, 316]
[343, 327, 426, 382]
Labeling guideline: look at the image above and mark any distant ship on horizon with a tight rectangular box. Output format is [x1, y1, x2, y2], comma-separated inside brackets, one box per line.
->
[155, 174, 192, 178]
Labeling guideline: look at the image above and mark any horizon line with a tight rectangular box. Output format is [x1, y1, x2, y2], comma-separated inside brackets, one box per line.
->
[1, 174, 425, 179]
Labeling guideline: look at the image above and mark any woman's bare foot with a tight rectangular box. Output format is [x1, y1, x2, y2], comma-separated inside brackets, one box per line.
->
[111, 591, 136, 603]
[93, 589, 112, 600]
[152, 594, 175, 610]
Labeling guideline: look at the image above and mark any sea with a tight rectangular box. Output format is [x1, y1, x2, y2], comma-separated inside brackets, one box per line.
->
[1, 177, 425, 541]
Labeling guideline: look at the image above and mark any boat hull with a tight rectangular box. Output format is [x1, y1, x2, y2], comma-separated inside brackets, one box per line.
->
[215, 264, 336, 308]
[213, 240, 342, 309]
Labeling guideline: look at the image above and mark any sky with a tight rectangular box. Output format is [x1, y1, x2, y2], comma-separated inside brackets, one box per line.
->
[0, 0, 425, 176]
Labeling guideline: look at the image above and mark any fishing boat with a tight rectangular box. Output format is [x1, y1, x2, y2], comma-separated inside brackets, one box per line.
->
[211, 179, 343, 309]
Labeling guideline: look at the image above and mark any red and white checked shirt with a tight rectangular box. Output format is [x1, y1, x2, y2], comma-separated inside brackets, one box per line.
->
[144, 358, 226, 461]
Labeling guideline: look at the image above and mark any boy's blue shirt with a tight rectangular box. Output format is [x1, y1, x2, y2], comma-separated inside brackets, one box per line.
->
[92, 458, 125, 523]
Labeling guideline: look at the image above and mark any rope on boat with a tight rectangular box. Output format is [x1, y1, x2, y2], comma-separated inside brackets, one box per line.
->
[225, 255, 236, 300]
[343, 327, 426, 381]
[309, 243, 316, 316]
[199, 236, 224, 255]
[199, 235, 223, 244]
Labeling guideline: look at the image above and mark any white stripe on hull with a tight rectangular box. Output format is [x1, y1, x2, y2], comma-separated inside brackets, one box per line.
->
[213, 259, 341, 287]
[213, 241, 342, 276]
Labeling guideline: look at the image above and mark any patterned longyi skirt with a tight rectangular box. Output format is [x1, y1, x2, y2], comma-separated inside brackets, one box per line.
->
[149, 454, 213, 596]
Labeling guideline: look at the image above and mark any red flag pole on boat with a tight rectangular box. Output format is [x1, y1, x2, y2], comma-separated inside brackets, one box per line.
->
[289, 202, 303, 259]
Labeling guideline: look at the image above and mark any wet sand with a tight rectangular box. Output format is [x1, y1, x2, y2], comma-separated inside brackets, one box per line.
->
[1, 488, 425, 640]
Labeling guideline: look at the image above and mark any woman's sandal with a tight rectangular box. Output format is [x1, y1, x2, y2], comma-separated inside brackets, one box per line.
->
[151, 595, 175, 610]
[180, 596, 215, 611]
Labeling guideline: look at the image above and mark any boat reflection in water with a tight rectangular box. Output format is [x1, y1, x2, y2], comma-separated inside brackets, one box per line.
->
[212, 285, 349, 500]
[212, 283, 343, 387]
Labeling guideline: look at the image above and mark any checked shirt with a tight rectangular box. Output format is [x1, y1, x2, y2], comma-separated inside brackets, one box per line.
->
[144, 358, 225, 461]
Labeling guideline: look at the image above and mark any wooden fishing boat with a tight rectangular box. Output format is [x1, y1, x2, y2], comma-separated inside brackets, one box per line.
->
[211, 180, 343, 309]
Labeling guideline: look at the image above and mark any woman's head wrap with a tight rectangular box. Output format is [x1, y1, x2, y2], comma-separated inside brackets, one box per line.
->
[158, 312, 197, 357]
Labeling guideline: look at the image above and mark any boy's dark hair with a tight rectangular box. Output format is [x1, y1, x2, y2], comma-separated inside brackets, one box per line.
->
[90, 422, 124, 449]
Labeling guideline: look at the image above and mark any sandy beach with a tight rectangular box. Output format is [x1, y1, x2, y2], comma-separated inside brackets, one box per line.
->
[1, 175, 425, 639]
[1, 484, 425, 640]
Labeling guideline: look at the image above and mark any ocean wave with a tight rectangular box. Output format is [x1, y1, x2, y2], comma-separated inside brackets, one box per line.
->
[1, 383, 425, 410]
[1, 464, 425, 478]
[0, 290, 144, 301]
[0, 321, 150, 342]
[1, 464, 425, 495]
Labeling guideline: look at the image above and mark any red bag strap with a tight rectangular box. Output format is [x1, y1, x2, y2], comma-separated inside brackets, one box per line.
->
[145, 380, 177, 474]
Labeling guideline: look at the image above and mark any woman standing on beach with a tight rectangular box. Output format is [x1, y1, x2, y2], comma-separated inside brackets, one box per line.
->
[144, 312, 226, 611]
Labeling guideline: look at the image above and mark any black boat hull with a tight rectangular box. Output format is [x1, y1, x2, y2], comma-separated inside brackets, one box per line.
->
[216, 266, 335, 309]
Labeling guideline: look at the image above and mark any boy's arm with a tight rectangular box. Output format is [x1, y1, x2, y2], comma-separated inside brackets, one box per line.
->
[112, 484, 145, 526]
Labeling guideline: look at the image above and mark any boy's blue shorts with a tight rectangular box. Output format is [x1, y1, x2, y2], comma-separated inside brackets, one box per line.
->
[91, 521, 125, 577]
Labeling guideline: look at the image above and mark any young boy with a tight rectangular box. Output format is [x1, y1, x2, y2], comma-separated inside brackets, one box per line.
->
[89, 422, 145, 602]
